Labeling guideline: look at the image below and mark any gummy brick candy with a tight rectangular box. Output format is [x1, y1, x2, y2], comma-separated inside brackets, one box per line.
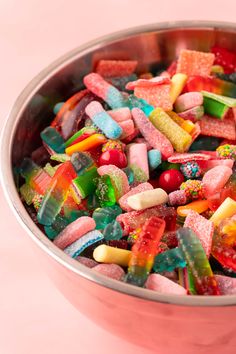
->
[153, 247, 186, 273]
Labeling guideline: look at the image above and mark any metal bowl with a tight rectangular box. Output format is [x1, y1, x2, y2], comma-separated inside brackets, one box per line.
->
[1, 21, 236, 353]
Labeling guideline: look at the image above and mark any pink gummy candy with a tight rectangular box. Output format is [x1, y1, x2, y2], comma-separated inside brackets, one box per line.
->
[202, 165, 233, 198]
[126, 76, 170, 90]
[119, 120, 135, 139]
[184, 210, 214, 257]
[198, 114, 236, 140]
[118, 182, 153, 211]
[108, 107, 132, 122]
[97, 164, 130, 198]
[76, 256, 98, 268]
[53, 216, 96, 249]
[83, 73, 110, 99]
[145, 274, 187, 295]
[93, 264, 125, 280]
[168, 152, 211, 163]
[168, 190, 187, 206]
[215, 275, 236, 295]
[198, 159, 234, 173]
[126, 143, 149, 179]
[131, 108, 174, 159]
[175, 92, 203, 113]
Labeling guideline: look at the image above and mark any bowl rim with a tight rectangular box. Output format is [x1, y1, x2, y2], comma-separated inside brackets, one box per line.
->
[1, 20, 236, 307]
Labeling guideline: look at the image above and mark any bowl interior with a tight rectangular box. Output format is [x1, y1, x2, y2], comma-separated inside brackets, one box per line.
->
[3, 21, 236, 306]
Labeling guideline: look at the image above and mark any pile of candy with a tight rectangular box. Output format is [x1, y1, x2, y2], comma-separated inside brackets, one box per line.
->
[19, 47, 236, 296]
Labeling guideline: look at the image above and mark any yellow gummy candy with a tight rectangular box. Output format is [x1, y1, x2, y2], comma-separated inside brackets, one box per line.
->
[93, 244, 131, 267]
[149, 108, 192, 153]
[210, 197, 236, 226]
[170, 73, 188, 103]
[167, 111, 195, 134]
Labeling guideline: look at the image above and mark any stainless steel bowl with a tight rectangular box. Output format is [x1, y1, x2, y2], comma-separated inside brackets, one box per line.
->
[1, 21, 236, 354]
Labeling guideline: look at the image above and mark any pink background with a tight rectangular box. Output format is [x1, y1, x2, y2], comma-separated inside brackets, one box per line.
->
[0, 1, 236, 353]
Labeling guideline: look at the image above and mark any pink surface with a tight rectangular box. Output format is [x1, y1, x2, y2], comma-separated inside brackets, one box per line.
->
[0, 1, 236, 353]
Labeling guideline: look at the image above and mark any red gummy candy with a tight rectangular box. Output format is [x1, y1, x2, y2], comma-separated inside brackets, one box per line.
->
[158, 169, 185, 193]
[99, 149, 127, 168]
[211, 46, 236, 74]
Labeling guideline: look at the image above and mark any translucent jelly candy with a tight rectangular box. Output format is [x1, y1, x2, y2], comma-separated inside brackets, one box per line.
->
[20, 158, 52, 195]
[51, 90, 100, 139]
[70, 152, 93, 175]
[40, 127, 65, 153]
[211, 229, 236, 271]
[211, 46, 236, 73]
[95, 175, 116, 207]
[103, 220, 123, 241]
[177, 228, 220, 295]
[153, 247, 186, 272]
[125, 217, 166, 287]
[37, 162, 77, 226]
[92, 205, 122, 230]
[72, 166, 98, 199]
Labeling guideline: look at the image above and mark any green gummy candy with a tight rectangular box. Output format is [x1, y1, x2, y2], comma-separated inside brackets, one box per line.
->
[103, 220, 123, 240]
[72, 167, 98, 199]
[20, 183, 36, 205]
[92, 205, 122, 229]
[203, 96, 229, 119]
[95, 175, 116, 207]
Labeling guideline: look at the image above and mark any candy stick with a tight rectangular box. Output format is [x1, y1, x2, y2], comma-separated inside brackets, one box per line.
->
[83, 73, 125, 109]
[145, 273, 187, 295]
[210, 197, 236, 226]
[166, 111, 196, 134]
[127, 188, 168, 211]
[65, 127, 96, 148]
[93, 244, 131, 267]
[93, 263, 125, 280]
[118, 182, 153, 212]
[125, 94, 154, 116]
[177, 228, 220, 295]
[131, 108, 174, 159]
[168, 190, 187, 206]
[65, 134, 106, 155]
[167, 152, 211, 163]
[125, 217, 166, 286]
[184, 210, 214, 257]
[64, 230, 104, 258]
[53, 216, 96, 249]
[85, 101, 123, 139]
[126, 143, 149, 179]
[170, 73, 188, 103]
[37, 162, 77, 226]
[175, 92, 203, 112]
[153, 247, 186, 272]
[77, 256, 98, 268]
[149, 108, 192, 153]
[178, 106, 204, 122]
[177, 200, 209, 217]
[148, 149, 162, 170]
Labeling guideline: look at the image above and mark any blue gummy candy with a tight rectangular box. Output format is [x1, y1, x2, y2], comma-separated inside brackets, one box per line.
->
[148, 149, 162, 171]
[91, 111, 123, 139]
